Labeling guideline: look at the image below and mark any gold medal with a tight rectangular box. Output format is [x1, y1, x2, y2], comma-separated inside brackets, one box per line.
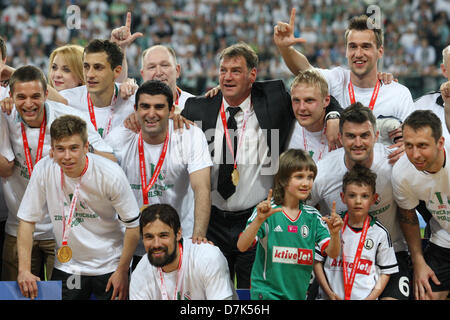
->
[57, 245, 72, 263]
[231, 168, 239, 186]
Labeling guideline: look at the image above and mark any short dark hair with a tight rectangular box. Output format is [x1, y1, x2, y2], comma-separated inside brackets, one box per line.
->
[84, 39, 123, 70]
[0, 36, 6, 60]
[139, 204, 181, 236]
[10, 65, 47, 94]
[273, 149, 317, 205]
[219, 42, 259, 70]
[344, 14, 384, 48]
[135, 80, 173, 111]
[50, 115, 88, 145]
[403, 110, 442, 143]
[342, 164, 377, 194]
[339, 102, 377, 133]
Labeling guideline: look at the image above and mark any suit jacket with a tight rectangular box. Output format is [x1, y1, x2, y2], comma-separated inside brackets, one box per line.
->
[182, 79, 342, 154]
[182, 80, 294, 154]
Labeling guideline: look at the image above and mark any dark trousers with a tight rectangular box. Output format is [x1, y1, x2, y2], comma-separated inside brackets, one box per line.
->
[207, 205, 256, 289]
[51, 268, 115, 300]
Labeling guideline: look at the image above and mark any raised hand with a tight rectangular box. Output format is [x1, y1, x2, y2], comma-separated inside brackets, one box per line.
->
[441, 80, 450, 108]
[273, 8, 307, 49]
[110, 12, 143, 49]
[322, 201, 343, 235]
[256, 189, 283, 221]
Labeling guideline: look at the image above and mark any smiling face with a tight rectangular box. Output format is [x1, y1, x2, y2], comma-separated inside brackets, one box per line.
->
[11, 80, 48, 128]
[346, 29, 383, 80]
[291, 83, 329, 132]
[284, 169, 315, 203]
[140, 46, 180, 95]
[403, 125, 445, 173]
[50, 53, 83, 91]
[219, 55, 256, 106]
[339, 120, 379, 168]
[51, 134, 89, 178]
[142, 219, 181, 269]
[136, 93, 172, 144]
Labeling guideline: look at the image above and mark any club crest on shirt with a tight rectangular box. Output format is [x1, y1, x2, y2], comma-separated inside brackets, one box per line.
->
[364, 238, 374, 250]
[300, 225, 309, 238]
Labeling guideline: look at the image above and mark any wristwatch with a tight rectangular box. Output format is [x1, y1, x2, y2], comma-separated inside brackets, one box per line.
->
[325, 111, 340, 121]
[88, 144, 94, 153]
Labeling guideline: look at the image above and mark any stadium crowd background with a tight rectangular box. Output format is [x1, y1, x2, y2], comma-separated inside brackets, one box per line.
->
[0, 0, 449, 98]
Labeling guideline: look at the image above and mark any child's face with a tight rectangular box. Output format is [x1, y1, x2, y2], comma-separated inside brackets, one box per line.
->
[340, 183, 378, 218]
[285, 169, 315, 202]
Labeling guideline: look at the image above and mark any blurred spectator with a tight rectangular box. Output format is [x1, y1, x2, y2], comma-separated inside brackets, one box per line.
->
[0, 0, 447, 99]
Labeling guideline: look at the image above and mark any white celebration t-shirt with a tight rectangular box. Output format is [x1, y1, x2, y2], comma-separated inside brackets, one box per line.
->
[392, 151, 450, 248]
[3, 101, 112, 240]
[130, 239, 234, 300]
[309, 143, 408, 252]
[17, 153, 140, 275]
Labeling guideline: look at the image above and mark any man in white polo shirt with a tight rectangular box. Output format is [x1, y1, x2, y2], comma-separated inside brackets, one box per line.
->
[16, 115, 140, 300]
[392, 110, 450, 300]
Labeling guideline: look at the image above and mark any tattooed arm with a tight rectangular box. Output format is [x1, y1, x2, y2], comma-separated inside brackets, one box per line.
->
[398, 207, 440, 300]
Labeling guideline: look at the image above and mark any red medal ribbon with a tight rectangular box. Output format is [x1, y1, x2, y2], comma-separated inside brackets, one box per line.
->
[219, 101, 249, 170]
[87, 84, 118, 136]
[158, 242, 183, 300]
[60, 156, 89, 246]
[302, 127, 326, 161]
[21, 108, 46, 177]
[173, 87, 181, 109]
[348, 80, 381, 111]
[138, 130, 169, 205]
[341, 213, 370, 300]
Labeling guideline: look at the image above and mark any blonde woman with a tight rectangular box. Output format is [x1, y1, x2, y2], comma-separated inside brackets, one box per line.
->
[48, 44, 84, 91]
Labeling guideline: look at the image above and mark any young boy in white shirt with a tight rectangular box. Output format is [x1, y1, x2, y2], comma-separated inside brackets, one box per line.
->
[315, 165, 398, 300]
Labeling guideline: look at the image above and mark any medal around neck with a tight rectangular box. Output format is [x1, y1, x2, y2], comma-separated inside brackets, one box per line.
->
[231, 168, 239, 186]
[57, 245, 72, 263]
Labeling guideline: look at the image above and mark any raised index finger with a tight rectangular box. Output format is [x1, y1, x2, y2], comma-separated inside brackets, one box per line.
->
[331, 201, 336, 216]
[125, 12, 131, 28]
[267, 189, 273, 202]
[289, 8, 296, 29]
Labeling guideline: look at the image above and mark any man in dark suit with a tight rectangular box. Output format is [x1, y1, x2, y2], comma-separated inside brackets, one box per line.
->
[181, 42, 341, 289]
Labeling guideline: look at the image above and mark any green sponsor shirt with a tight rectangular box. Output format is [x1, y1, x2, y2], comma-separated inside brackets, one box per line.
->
[246, 201, 331, 300]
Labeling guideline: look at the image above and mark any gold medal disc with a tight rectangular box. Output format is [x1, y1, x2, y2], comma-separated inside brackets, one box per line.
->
[57, 245, 72, 263]
[231, 168, 239, 186]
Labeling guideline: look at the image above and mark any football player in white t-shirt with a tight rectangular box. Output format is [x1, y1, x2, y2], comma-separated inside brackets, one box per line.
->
[16, 115, 140, 300]
[315, 165, 398, 300]
[0, 112, 13, 177]
[105, 80, 212, 265]
[1, 66, 114, 283]
[393, 110, 450, 300]
[59, 39, 135, 139]
[130, 203, 234, 300]
[287, 70, 332, 163]
[309, 103, 410, 300]
[274, 9, 415, 163]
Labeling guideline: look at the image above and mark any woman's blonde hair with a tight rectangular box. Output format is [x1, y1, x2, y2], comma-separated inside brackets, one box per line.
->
[48, 44, 84, 88]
